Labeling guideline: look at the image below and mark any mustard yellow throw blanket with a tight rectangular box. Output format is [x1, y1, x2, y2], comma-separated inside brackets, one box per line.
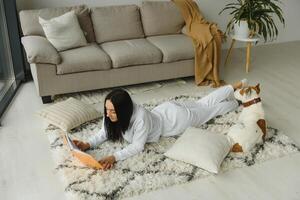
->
[172, 0, 224, 87]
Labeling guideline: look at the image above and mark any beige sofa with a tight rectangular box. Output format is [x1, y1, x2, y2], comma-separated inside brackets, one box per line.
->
[19, 2, 195, 103]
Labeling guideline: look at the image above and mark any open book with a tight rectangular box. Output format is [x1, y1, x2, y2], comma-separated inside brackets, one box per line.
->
[63, 133, 103, 169]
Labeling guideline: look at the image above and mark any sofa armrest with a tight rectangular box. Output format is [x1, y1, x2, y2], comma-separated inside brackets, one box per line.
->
[21, 36, 61, 64]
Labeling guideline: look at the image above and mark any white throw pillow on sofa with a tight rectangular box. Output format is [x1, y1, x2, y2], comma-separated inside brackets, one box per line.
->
[39, 11, 87, 51]
[164, 127, 232, 174]
[36, 97, 100, 132]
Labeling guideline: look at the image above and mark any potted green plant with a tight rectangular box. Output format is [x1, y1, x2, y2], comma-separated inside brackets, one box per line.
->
[219, 0, 285, 42]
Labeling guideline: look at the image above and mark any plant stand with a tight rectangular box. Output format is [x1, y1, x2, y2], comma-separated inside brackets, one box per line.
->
[225, 35, 259, 73]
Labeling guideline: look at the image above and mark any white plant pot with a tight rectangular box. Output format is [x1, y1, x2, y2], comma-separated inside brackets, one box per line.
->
[234, 21, 250, 39]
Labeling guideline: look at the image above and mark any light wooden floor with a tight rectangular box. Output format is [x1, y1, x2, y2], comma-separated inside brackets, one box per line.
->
[1, 41, 300, 200]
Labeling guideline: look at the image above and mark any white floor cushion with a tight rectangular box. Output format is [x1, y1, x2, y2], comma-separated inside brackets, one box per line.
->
[36, 97, 100, 132]
[164, 127, 232, 173]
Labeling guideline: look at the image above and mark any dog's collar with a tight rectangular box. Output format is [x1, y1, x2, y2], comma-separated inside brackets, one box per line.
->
[242, 97, 262, 107]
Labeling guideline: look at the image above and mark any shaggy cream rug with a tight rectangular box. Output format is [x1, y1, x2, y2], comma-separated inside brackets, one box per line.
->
[45, 82, 300, 200]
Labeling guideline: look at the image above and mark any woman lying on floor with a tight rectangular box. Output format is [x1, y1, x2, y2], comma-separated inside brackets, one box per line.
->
[73, 79, 248, 170]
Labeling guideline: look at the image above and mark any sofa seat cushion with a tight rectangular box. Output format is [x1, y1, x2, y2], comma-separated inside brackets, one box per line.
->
[57, 43, 111, 74]
[147, 34, 194, 63]
[91, 5, 144, 43]
[100, 39, 162, 68]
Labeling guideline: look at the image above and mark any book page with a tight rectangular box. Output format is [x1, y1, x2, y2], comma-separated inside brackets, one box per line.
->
[63, 133, 103, 169]
[72, 150, 103, 169]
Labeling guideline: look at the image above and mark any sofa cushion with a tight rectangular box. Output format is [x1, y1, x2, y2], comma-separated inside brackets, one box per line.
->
[91, 5, 144, 43]
[21, 36, 61, 64]
[76, 8, 96, 43]
[140, 1, 185, 36]
[147, 34, 194, 63]
[19, 5, 96, 43]
[57, 43, 111, 75]
[39, 11, 87, 51]
[100, 39, 162, 68]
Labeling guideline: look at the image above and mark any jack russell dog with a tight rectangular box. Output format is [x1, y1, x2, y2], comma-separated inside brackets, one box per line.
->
[228, 84, 267, 152]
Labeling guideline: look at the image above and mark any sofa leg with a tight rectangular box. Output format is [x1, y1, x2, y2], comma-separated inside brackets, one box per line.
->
[41, 96, 53, 104]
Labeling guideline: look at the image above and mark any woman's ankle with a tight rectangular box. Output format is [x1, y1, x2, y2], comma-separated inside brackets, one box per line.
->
[232, 79, 248, 90]
[232, 82, 242, 90]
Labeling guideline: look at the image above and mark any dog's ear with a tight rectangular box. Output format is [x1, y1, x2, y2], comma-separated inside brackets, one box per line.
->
[254, 83, 260, 94]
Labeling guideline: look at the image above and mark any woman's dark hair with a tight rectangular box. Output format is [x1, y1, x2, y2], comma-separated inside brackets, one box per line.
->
[104, 89, 133, 142]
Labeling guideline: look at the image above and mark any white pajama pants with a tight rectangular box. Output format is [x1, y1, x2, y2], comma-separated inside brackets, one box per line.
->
[153, 85, 239, 137]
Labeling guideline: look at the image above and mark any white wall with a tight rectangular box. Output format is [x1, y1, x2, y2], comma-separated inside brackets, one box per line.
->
[16, 0, 300, 47]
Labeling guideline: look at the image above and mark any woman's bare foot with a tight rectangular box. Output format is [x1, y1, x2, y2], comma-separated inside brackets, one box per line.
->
[232, 79, 248, 90]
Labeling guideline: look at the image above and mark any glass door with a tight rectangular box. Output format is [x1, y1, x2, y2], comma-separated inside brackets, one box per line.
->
[0, 0, 16, 101]
[0, 0, 25, 120]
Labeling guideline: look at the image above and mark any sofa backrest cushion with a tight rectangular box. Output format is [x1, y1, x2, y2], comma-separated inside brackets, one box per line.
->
[140, 1, 185, 36]
[39, 11, 87, 51]
[91, 5, 144, 43]
[19, 5, 96, 43]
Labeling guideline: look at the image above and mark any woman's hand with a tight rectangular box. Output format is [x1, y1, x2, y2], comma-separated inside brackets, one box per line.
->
[73, 140, 90, 151]
[99, 155, 116, 170]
